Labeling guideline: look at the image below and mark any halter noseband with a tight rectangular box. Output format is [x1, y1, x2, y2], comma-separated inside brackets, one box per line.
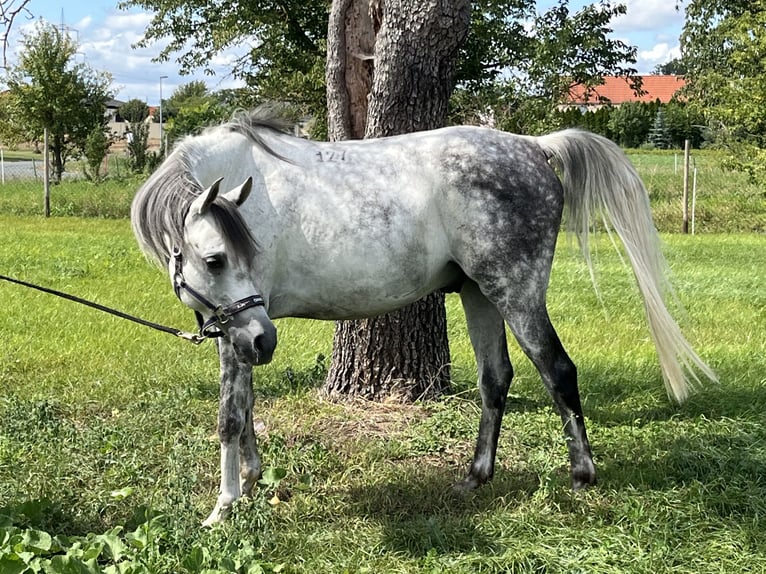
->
[171, 247, 265, 339]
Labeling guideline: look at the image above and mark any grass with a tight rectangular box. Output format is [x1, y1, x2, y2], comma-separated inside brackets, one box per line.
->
[0, 151, 764, 572]
[0, 149, 40, 161]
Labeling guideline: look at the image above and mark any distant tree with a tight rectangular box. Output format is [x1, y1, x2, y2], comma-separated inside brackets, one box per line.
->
[82, 127, 112, 182]
[152, 79, 208, 122]
[608, 101, 654, 148]
[119, 98, 149, 124]
[5, 21, 112, 182]
[159, 82, 234, 145]
[648, 108, 671, 149]
[663, 101, 704, 148]
[584, 107, 614, 139]
[555, 105, 615, 140]
[654, 58, 687, 76]
[0, 92, 28, 148]
[165, 98, 232, 144]
[119, 98, 150, 172]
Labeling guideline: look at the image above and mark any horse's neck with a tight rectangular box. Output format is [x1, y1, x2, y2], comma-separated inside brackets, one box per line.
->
[194, 128, 294, 184]
[191, 130, 284, 245]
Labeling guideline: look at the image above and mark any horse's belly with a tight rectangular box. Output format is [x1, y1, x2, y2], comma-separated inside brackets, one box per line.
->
[267, 258, 459, 320]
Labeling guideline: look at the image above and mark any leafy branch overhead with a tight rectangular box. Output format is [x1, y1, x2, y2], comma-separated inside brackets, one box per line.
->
[120, 0, 639, 128]
[681, 0, 766, 181]
[0, 0, 32, 67]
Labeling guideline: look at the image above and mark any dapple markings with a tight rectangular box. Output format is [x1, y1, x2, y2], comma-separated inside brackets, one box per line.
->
[131, 109, 716, 525]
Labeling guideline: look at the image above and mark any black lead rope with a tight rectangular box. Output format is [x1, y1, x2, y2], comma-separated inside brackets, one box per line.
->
[0, 273, 207, 344]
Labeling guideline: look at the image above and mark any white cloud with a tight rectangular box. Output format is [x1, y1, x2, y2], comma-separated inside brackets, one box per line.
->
[75, 16, 93, 31]
[637, 42, 681, 72]
[104, 11, 155, 33]
[612, 0, 684, 33]
[73, 9, 244, 103]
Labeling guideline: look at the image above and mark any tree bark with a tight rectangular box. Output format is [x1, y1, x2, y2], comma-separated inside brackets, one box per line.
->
[326, 0, 377, 140]
[323, 0, 470, 402]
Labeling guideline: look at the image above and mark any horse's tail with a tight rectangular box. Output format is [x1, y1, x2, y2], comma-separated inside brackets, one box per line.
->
[530, 128, 717, 402]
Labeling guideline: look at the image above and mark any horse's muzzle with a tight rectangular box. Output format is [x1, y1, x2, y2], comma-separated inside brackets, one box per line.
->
[228, 318, 277, 365]
[251, 324, 277, 365]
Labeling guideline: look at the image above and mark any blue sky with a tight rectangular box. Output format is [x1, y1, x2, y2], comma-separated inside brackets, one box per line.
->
[7, 0, 685, 105]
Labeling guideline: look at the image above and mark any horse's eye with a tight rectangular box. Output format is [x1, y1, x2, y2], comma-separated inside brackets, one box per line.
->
[205, 255, 226, 270]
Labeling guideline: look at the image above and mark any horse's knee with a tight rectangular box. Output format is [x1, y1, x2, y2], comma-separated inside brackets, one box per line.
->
[218, 408, 246, 442]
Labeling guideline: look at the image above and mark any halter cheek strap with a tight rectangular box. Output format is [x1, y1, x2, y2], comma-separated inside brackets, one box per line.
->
[171, 247, 265, 339]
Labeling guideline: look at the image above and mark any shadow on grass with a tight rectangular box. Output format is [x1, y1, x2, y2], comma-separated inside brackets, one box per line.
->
[342, 463, 539, 558]
[253, 354, 329, 399]
[599, 427, 766, 491]
[572, 355, 766, 425]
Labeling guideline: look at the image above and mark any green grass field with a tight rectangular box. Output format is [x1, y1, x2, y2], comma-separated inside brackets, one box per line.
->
[0, 151, 765, 572]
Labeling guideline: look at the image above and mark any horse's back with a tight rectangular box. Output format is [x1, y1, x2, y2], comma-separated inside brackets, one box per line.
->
[246, 125, 563, 317]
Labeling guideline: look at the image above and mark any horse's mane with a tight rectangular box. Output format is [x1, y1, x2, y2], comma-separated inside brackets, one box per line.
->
[130, 105, 291, 268]
[225, 106, 294, 157]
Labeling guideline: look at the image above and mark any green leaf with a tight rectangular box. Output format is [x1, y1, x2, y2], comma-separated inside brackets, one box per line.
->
[181, 545, 207, 572]
[20, 530, 52, 554]
[47, 554, 99, 574]
[124, 528, 147, 551]
[93, 531, 127, 563]
[0, 555, 27, 574]
[79, 542, 104, 562]
[258, 467, 287, 488]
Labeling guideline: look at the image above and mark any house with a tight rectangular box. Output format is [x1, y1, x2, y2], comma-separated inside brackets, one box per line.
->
[566, 75, 686, 109]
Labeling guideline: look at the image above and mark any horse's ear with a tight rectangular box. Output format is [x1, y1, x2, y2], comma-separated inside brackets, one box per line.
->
[223, 177, 253, 207]
[195, 177, 224, 215]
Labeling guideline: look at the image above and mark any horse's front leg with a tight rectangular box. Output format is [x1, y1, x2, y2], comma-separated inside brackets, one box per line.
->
[239, 373, 261, 497]
[202, 338, 258, 526]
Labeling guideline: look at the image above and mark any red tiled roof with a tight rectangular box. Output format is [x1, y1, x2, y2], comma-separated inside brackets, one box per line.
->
[567, 75, 686, 105]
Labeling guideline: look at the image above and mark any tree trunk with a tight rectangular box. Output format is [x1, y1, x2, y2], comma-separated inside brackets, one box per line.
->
[52, 135, 64, 184]
[323, 0, 470, 402]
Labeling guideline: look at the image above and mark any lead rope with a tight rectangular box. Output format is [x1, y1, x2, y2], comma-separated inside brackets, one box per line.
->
[0, 273, 207, 344]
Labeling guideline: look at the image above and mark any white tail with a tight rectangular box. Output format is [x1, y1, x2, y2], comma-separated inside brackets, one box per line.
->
[532, 129, 717, 402]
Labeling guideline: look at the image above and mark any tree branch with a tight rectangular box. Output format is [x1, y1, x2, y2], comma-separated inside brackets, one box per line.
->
[1, 0, 32, 68]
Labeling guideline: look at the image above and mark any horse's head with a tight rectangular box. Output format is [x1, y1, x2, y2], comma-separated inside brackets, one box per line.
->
[171, 177, 277, 365]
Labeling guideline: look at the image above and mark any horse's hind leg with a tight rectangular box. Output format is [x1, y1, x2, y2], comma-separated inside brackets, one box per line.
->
[459, 280, 515, 490]
[503, 300, 596, 489]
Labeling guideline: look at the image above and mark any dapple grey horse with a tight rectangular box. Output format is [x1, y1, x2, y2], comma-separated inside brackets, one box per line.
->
[131, 109, 716, 525]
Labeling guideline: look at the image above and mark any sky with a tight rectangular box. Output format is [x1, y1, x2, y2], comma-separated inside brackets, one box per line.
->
[5, 0, 685, 105]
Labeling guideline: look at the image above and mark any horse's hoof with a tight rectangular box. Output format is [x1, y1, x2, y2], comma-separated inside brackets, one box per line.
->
[453, 473, 484, 494]
[571, 463, 597, 491]
[201, 500, 233, 527]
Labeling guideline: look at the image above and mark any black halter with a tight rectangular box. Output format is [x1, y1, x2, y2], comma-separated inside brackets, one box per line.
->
[171, 247, 265, 339]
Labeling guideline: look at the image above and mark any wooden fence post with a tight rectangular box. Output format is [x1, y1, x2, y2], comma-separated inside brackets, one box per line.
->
[682, 139, 690, 234]
[44, 128, 50, 218]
